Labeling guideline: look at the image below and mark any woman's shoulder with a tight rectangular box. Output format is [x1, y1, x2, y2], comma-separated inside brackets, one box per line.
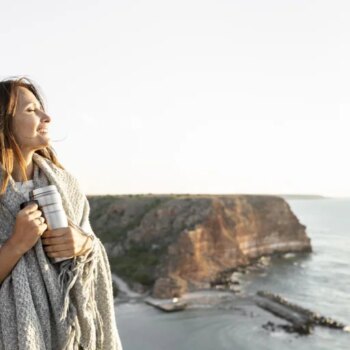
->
[33, 153, 82, 190]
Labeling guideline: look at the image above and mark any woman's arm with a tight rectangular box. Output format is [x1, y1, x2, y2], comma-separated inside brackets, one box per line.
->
[0, 238, 24, 284]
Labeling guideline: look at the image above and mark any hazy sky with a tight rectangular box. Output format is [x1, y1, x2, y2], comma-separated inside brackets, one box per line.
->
[1, 0, 350, 196]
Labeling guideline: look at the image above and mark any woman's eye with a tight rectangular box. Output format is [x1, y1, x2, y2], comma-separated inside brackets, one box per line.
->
[27, 109, 35, 112]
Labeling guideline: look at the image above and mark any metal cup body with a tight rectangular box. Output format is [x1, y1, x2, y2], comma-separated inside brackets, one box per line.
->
[30, 185, 70, 263]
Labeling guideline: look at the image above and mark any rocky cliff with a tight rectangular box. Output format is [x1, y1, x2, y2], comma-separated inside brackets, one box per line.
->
[88, 194, 311, 299]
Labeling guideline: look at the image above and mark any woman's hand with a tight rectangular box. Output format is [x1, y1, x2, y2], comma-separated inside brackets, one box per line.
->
[41, 225, 93, 259]
[10, 202, 47, 255]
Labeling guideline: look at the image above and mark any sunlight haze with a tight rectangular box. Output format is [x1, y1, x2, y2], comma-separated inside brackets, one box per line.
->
[1, 0, 350, 197]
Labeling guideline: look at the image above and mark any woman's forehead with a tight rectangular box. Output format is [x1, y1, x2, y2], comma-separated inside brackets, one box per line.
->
[17, 86, 39, 106]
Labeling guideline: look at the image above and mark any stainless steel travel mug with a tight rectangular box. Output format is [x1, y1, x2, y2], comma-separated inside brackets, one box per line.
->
[30, 185, 71, 263]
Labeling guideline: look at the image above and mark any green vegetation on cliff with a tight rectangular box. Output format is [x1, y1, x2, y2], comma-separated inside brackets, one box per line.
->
[88, 195, 172, 286]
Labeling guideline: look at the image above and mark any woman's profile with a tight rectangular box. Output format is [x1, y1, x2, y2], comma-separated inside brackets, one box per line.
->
[0, 77, 123, 350]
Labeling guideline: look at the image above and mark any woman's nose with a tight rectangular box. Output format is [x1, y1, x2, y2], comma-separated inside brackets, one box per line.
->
[40, 111, 51, 123]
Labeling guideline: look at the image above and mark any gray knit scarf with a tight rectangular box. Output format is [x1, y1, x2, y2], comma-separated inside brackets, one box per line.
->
[0, 153, 123, 350]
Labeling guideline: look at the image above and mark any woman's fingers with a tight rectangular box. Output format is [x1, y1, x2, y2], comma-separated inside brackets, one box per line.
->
[21, 202, 38, 214]
[42, 228, 68, 238]
[45, 247, 74, 258]
[28, 210, 43, 221]
[44, 243, 71, 252]
[42, 236, 67, 246]
[38, 224, 48, 237]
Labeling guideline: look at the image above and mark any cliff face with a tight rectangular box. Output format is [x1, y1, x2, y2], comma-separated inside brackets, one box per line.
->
[88, 195, 311, 299]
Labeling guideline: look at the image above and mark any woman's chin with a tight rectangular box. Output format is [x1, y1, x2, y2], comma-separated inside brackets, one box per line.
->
[41, 135, 51, 145]
[35, 141, 51, 150]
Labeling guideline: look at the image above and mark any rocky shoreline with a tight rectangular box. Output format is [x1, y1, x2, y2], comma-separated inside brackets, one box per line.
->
[111, 250, 306, 300]
[88, 194, 312, 298]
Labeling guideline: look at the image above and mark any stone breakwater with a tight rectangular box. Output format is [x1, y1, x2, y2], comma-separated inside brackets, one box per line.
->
[88, 194, 312, 299]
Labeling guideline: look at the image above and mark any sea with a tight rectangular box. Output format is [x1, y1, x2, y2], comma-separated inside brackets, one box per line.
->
[114, 198, 350, 350]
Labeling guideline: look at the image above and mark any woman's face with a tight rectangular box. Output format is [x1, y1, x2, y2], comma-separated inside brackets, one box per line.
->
[12, 87, 51, 154]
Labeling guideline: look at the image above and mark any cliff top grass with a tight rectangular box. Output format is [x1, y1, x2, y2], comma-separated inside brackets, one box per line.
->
[87, 193, 297, 199]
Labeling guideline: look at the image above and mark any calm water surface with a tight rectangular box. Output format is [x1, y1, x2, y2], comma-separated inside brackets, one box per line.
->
[115, 199, 350, 350]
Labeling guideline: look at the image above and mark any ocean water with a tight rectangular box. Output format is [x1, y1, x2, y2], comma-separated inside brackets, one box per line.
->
[114, 199, 350, 350]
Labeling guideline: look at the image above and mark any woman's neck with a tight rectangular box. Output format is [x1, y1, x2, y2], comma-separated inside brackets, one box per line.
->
[12, 152, 35, 182]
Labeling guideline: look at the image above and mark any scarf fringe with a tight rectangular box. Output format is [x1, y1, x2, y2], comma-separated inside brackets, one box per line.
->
[58, 238, 104, 350]
[61, 313, 81, 350]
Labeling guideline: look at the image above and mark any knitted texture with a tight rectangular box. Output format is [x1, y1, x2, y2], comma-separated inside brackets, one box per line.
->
[0, 153, 123, 350]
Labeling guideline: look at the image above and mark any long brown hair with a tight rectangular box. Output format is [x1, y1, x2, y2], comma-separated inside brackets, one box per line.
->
[0, 76, 64, 195]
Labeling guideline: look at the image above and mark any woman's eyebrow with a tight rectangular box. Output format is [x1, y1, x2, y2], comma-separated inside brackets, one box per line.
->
[24, 101, 41, 108]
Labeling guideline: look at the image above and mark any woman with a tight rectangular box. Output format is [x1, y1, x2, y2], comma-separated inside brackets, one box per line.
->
[0, 77, 123, 350]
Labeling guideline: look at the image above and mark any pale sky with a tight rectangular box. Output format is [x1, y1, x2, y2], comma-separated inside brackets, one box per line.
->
[1, 0, 350, 196]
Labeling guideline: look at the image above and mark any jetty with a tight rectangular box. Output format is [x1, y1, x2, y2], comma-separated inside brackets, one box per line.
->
[145, 297, 188, 312]
[255, 290, 349, 335]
